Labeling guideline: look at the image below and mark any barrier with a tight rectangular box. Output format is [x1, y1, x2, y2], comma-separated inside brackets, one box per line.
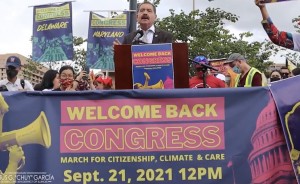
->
[0, 85, 298, 183]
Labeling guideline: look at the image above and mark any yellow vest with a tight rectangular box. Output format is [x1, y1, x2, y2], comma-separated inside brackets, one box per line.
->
[234, 67, 265, 87]
[227, 68, 238, 88]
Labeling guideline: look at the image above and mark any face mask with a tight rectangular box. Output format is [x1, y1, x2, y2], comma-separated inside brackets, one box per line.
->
[270, 77, 281, 82]
[60, 78, 73, 89]
[6, 69, 18, 79]
[196, 66, 206, 78]
[232, 66, 241, 74]
[281, 73, 289, 79]
[197, 71, 205, 78]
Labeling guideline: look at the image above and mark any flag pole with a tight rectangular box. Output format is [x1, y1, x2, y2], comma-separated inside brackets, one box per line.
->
[193, 0, 195, 11]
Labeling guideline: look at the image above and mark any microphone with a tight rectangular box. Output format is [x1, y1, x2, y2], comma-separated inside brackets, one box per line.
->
[132, 30, 144, 43]
[189, 58, 219, 71]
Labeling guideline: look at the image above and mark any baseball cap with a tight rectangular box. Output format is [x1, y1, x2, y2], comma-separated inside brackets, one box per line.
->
[224, 53, 245, 64]
[96, 76, 113, 86]
[193, 55, 209, 67]
[6, 56, 22, 68]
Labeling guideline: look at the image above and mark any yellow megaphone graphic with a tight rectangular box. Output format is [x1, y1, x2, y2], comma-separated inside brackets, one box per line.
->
[0, 111, 51, 169]
[0, 94, 9, 137]
[0, 111, 51, 150]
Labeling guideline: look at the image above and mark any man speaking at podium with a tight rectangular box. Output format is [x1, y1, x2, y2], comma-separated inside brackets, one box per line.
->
[121, 2, 173, 44]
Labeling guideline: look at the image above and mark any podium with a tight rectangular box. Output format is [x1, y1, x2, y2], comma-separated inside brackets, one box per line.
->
[114, 43, 189, 89]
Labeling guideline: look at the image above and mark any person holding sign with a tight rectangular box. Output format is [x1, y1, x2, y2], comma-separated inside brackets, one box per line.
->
[115, 2, 173, 45]
[255, 0, 300, 51]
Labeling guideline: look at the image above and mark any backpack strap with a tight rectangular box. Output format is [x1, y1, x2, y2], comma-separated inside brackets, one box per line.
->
[20, 79, 25, 89]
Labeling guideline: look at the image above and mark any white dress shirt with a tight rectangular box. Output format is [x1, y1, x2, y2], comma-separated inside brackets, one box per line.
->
[141, 25, 155, 44]
[0, 78, 34, 91]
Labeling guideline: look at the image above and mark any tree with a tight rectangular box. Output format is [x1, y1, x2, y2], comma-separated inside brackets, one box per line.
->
[292, 16, 300, 33]
[156, 8, 273, 74]
[72, 36, 87, 72]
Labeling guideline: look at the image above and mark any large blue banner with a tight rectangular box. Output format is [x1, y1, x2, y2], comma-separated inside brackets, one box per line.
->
[0, 88, 296, 183]
[270, 76, 300, 183]
[86, 12, 129, 71]
[32, 2, 73, 62]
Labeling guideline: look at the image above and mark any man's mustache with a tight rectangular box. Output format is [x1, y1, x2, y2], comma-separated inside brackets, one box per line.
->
[141, 15, 149, 19]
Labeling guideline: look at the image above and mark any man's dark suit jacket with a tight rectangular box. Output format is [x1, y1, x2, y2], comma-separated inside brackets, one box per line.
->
[122, 28, 173, 44]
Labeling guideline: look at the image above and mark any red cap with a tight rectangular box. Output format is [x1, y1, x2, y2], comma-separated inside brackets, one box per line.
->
[96, 76, 112, 87]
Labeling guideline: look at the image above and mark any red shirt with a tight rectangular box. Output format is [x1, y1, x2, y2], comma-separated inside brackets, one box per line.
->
[189, 75, 226, 88]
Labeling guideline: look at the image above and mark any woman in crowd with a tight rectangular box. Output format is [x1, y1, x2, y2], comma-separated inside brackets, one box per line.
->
[38, 69, 60, 91]
[54, 65, 87, 91]
[94, 75, 113, 90]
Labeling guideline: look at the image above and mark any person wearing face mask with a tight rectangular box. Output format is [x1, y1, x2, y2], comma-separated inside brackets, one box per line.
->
[280, 66, 290, 79]
[224, 53, 265, 87]
[115, 2, 173, 45]
[53, 65, 86, 91]
[269, 70, 282, 83]
[189, 56, 225, 88]
[0, 56, 34, 91]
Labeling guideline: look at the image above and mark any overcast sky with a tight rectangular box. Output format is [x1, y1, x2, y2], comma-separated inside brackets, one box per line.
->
[0, 0, 299, 62]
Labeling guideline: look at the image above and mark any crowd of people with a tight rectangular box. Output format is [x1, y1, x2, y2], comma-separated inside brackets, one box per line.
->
[0, 56, 113, 92]
[0, 1, 299, 93]
[1, 1, 300, 181]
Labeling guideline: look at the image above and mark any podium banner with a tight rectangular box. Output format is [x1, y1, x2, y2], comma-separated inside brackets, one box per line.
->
[32, 2, 73, 62]
[86, 12, 129, 71]
[0, 88, 296, 183]
[132, 43, 174, 89]
[270, 76, 300, 183]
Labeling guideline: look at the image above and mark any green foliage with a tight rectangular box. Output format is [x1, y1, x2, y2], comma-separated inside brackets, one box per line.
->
[263, 38, 300, 67]
[157, 8, 273, 75]
[72, 36, 87, 72]
[292, 16, 300, 33]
